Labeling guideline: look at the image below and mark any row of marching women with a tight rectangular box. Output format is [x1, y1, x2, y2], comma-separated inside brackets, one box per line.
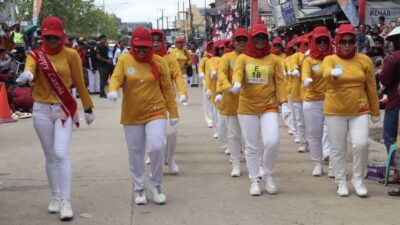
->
[199, 22, 381, 198]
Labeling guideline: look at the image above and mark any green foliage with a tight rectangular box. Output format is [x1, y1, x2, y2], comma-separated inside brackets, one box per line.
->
[14, 0, 121, 39]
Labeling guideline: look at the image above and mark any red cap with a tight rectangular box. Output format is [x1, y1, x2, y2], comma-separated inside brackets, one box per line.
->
[41, 16, 65, 37]
[233, 28, 250, 39]
[272, 37, 282, 44]
[337, 24, 355, 36]
[249, 23, 268, 37]
[287, 40, 295, 48]
[131, 27, 153, 47]
[214, 40, 225, 48]
[312, 26, 330, 38]
[151, 29, 164, 38]
[175, 37, 185, 43]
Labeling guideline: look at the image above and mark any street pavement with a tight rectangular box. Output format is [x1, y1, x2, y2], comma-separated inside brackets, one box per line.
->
[0, 85, 398, 225]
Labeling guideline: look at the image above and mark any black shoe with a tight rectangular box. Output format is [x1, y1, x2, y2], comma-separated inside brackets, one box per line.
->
[99, 94, 107, 98]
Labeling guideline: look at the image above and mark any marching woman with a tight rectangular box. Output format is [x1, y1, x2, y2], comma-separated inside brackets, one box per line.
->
[216, 28, 249, 177]
[284, 40, 297, 136]
[16, 16, 95, 220]
[205, 40, 226, 140]
[107, 27, 178, 204]
[301, 26, 333, 177]
[323, 24, 380, 197]
[151, 29, 186, 173]
[171, 37, 191, 85]
[231, 23, 286, 196]
[198, 41, 214, 128]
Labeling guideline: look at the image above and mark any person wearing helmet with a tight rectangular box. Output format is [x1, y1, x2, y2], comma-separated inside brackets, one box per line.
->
[302, 26, 333, 177]
[16, 16, 95, 221]
[380, 26, 400, 192]
[216, 28, 249, 177]
[323, 24, 380, 197]
[150, 29, 186, 174]
[107, 27, 178, 205]
[231, 23, 286, 196]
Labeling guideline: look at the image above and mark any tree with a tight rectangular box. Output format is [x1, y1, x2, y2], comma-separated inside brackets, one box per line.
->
[14, 0, 121, 39]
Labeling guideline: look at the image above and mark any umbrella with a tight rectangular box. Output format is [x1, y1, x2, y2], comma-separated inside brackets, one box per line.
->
[387, 27, 400, 42]
[24, 25, 38, 33]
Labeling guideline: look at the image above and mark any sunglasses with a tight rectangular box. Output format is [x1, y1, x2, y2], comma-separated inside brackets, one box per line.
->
[339, 39, 356, 45]
[316, 37, 329, 44]
[253, 34, 268, 41]
[235, 37, 248, 43]
[44, 35, 61, 41]
[152, 38, 163, 43]
[273, 44, 281, 48]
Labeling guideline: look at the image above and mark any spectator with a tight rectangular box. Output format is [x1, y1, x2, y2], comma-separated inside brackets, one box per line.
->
[96, 34, 111, 98]
[356, 24, 367, 54]
[380, 24, 392, 54]
[378, 16, 386, 31]
[365, 25, 374, 51]
[113, 40, 129, 66]
[86, 40, 100, 94]
[396, 17, 400, 28]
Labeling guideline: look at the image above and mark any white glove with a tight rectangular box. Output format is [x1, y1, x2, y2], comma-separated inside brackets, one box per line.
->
[215, 94, 223, 103]
[170, 118, 179, 126]
[211, 70, 217, 79]
[205, 89, 211, 98]
[371, 116, 381, 123]
[179, 95, 187, 103]
[287, 71, 293, 76]
[198, 72, 205, 79]
[283, 71, 287, 77]
[303, 78, 313, 88]
[291, 69, 300, 77]
[16, 71, 34, 84]
[107, 91, 118, 102]
[85, 112, 95, 125]
[331, 67, 343, 78]
[229, 82, 241, 94]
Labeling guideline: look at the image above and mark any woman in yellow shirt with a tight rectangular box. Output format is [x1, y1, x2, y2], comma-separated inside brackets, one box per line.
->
[17, 16, 94, 221]
[231, 23, 286, 196]
[301, 26, 333, 177]
[199, 41, 214, 128]
[216, 28, 249, 177]
[107, 27, 178, 205]
[323, 24, 380, 197]
[170, 37, 191, 84]
[150, 29, 185, 174]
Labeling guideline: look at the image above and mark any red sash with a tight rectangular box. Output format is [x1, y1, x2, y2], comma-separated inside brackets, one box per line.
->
[29, 48, 80, 127]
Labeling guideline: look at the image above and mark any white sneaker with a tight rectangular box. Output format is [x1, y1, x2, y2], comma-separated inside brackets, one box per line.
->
[352, 178, 368, 197]
[145, 157, 150, 165]
[312, 164, 323, 177]
[297, 143, 308, 153]
[231, 166, 241, 177]
[288, 130, 294, 135]
[168, 161, 179, 174]
[135, 190, 148, 205]
[294, 138, 301, 143]
[151, 186, 167, 204]
[250, 181, 261, 196]
[48, 197, 61, 213]
[207, 124, 213, 128]
[213, 132, 218, 139]
[258, 166, 265, 179]
[265, 176, 278, 194]
[182, 102, 189, 106]
[224, 148, 230, 155]
[60, 200, 73, 221]
[323, 154, 329, 163]
[328, 168, 335, 178]
[337, 183, 349, 197]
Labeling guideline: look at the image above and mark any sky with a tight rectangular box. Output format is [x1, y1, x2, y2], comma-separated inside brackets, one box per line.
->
[94, 0, 213, 28]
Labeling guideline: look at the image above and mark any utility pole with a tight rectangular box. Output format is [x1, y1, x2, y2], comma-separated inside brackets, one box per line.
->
[160, 9, 165, 31]
[204, 0, 208, 41]
[189, 0, 195, 41]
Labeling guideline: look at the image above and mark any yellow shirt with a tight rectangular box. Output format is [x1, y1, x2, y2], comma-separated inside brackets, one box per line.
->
[164, 54, 187, 96]
[289, 52, 306, 102]
[232, 54, 287, 114]
[284, 55, 293, 95]
[170, 48, 191, 75]
[217, 51, 239, 115]
[301, 57, 326, 101]
[24, 48, 93, 110]
[108, 54, 178, 125]
[205, 56, 221, 104]
[322, 54, 380, 116]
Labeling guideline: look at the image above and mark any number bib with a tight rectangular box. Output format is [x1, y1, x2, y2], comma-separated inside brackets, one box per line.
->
[245, 64, 269, 84]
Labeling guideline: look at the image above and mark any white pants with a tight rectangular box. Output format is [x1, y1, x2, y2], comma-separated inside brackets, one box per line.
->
[322, 123, 331, 157]
[211, 103, 218, 135]
[218, 113, 228, 149]
[87, 69, 100, 93]
[166, 123, 177, 165]
[202, 85, 213, 127]
[238, 113, 280, 181]
[325, 115, 369, 184]
[288, 95, 298, 137]
[303, 100, 329, 165]
[226, 115, 242, 166]
[32, 102, 73, 200]
[124, 119, 167, 191]
[292, 102, 307, 144]
[281, 102, 295, 133]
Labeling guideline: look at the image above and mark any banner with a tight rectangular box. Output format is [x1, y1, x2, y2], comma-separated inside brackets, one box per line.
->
[32, 0, 42, 26]
[274, 5, 285, 27]
[281, 1, 297, 26]
[338, 0, 359, 27]
[365, 1, 400, 27]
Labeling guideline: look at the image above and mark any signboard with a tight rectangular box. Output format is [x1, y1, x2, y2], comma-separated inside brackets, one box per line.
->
[274, 5, 285, 27]
[365, 1, 400, 26]
[281, 1, 297, 26]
